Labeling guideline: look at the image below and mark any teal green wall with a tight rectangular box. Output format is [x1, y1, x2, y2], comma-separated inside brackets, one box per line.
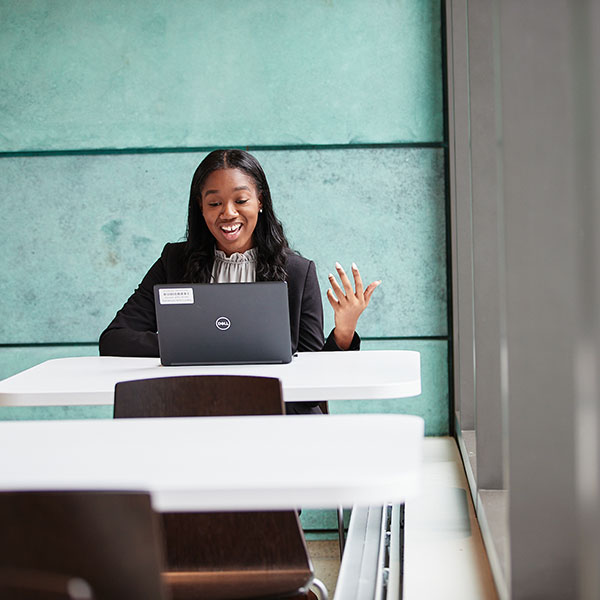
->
[0, 0, 442, 150]
[0, 148, 446, 343]
[1, 0, 447, 533]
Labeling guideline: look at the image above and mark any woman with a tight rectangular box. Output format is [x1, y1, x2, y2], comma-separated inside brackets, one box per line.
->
[99, 149, 380, 411]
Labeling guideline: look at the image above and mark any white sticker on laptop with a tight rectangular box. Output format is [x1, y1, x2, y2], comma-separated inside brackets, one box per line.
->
[158, 288, 194, 305]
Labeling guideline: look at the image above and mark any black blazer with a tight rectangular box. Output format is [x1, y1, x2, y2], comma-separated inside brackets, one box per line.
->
[99, 243, 359, 413]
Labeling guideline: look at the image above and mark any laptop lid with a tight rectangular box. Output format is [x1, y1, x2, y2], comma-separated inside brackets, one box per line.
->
[153, 282, 293, 366]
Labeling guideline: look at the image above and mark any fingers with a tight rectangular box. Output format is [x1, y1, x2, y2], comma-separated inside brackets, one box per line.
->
[364, 280, 382, 304]
[335, 262, 354, 297]
[326, 288, 339, 308]
[328, 271, 346, 302]
[351, 262, 365, 297]
[330, 262, 363, 301]
[330, 262, 380, 304]
[328, 263, 381, 340]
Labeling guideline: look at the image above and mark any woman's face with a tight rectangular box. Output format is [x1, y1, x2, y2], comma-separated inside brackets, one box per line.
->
[200, 168, 263, 256]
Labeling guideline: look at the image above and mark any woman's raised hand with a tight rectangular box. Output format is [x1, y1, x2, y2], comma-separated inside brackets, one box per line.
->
[326, 262, 381, 350]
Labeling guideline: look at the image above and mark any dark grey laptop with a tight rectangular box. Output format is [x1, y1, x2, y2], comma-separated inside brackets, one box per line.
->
[153, 282, 292, 366]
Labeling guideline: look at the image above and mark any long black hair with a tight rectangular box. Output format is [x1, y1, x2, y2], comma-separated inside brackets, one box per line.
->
[183, 149, 290, 282]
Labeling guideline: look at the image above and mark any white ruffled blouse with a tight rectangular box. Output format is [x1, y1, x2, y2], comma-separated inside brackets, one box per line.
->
[211, 248, 257, 283]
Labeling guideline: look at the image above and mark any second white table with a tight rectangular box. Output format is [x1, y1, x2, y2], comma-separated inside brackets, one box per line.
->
[0, 414, 424, 511]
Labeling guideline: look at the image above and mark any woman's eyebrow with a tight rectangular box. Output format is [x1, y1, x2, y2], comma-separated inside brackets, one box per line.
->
[204, 186, 251, 197]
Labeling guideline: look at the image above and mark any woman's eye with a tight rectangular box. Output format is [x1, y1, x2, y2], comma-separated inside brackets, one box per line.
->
[236, 199, 249, 204]
[207, 201, 220, 207]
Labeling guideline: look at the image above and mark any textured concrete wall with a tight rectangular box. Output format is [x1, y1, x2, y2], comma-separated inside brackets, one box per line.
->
[0, 148, 446, 342]
[0, 0, 442, 150]
[0, 0, 448, 438]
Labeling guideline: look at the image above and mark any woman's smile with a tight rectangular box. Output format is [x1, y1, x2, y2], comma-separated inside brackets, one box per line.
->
[220, 222, 243, 240]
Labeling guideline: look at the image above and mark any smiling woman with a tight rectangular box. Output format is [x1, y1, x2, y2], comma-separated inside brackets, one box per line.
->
[99, 149, 380, 413]
[183, 150, 288, 285]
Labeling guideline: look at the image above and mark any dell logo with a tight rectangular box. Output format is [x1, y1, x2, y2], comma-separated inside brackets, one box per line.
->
[215, 317, 231, 331]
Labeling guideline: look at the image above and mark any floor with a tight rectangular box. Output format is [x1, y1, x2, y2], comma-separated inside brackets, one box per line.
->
[307, 539, 340, 597]
[306, 437, 498, 600]
[403, 437, 498, 599]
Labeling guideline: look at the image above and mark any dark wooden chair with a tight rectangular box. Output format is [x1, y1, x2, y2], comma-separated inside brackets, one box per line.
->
[114, 375, 285, 418]
[0, 567, 94, 600]
[0, 491, 168, 600]
[114, 375, 327, 600]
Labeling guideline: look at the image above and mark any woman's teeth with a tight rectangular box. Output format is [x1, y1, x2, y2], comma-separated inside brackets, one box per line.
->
[221, 224, 242, 239]
[221, 224, 241, 233]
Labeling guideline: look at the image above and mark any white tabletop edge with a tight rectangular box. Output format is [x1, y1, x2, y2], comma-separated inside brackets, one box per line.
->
[0, 350, 422, 406]
[0, 414, 425, 510]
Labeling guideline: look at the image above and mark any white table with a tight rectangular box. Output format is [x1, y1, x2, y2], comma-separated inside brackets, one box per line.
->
[0, 414, 424, 512]
[0, 350, 421, 406]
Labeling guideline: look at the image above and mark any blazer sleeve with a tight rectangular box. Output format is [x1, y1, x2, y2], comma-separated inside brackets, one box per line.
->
[295, 260, 326, 352]
[286, 257, 361, 415]
[98, 246, 172, 357]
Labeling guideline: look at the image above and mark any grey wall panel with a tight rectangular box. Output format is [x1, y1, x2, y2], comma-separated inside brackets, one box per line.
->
[448, 0, 476, 430]
[498, 1, 578, 597]
[467, 0, 504, 490]
[572, 1, 600, 598]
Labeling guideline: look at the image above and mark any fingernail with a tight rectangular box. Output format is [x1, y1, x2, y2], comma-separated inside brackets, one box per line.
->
[335, 262, 342, 269]
[328, 273, 334, 279]
[352, 262, 358, 270]
[376, 280, 382, 285]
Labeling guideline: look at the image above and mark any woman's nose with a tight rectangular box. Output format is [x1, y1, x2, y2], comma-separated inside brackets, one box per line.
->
[221, 202, 238, 218]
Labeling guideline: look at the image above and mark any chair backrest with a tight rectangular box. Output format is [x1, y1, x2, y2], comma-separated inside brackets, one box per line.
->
[113, 375, 314, 600]
[0, 491, 168, 600]
[318, 401, 329, 414]
[114, 375, 285, 418]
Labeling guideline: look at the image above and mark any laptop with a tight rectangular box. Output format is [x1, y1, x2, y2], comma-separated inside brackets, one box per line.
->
[153, 282, 293, 366]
